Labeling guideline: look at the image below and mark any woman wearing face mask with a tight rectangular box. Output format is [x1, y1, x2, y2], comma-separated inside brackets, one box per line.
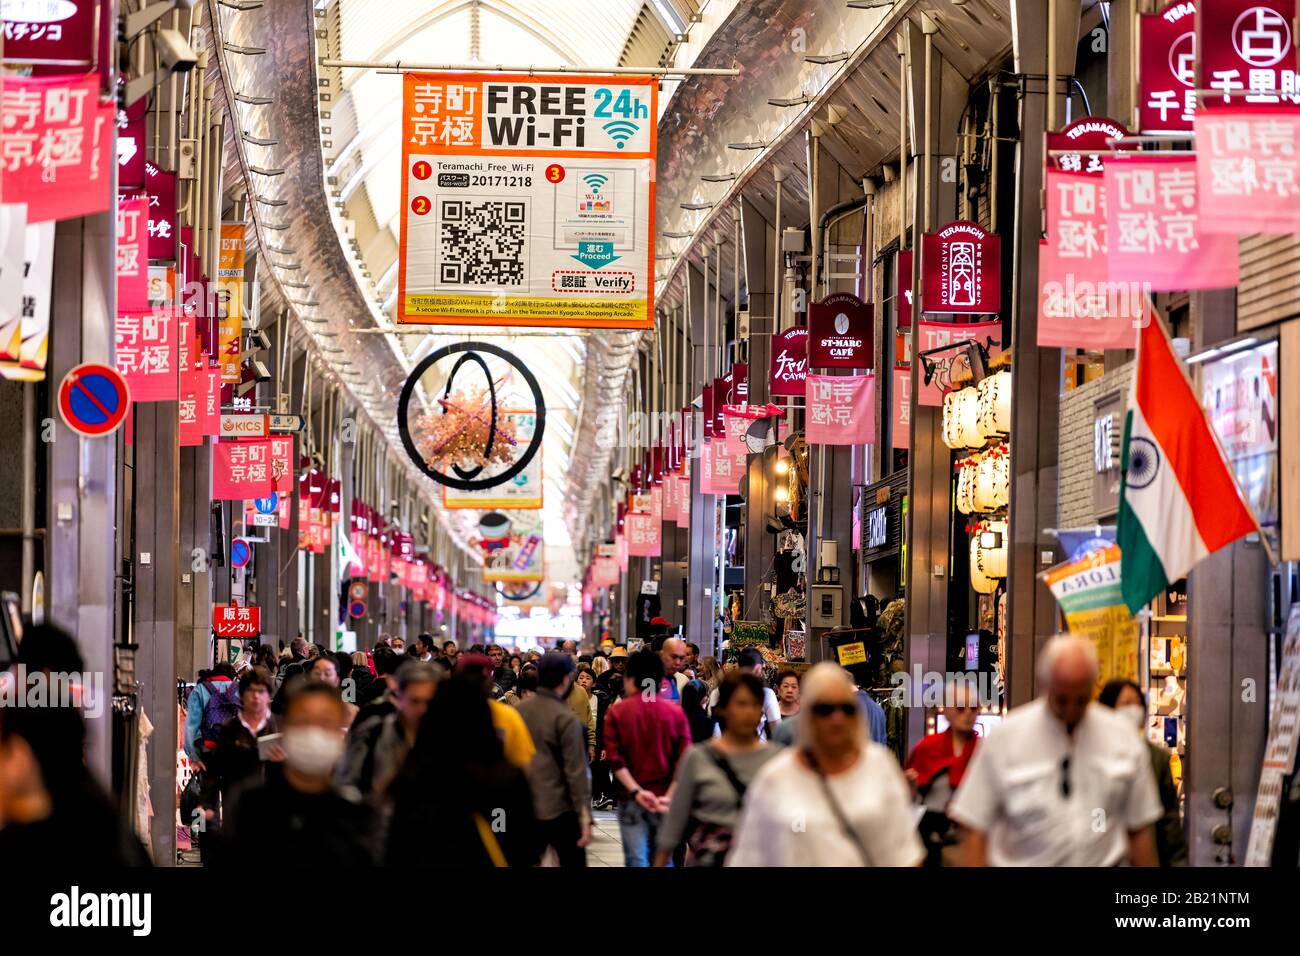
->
[1098, 679, 1186, 866]
[311, 653, 359, 728]
[220, 681, 379, 867]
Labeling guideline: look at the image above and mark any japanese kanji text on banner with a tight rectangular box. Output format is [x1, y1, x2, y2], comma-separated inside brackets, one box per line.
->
[398, 73, 656, 329]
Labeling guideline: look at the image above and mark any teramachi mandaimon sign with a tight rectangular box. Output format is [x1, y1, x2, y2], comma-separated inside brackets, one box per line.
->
[921, 220, 1001, 315]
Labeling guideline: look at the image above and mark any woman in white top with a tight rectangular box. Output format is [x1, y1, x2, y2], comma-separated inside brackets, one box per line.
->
[726, 663, 924, 867]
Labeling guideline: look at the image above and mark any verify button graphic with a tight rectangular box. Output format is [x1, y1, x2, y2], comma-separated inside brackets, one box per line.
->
[552, 270, 636, 294]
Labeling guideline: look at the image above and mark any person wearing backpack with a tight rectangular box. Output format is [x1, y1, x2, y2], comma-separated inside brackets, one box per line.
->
[653, 671, 778, 867]
[184, 662, 241, 767]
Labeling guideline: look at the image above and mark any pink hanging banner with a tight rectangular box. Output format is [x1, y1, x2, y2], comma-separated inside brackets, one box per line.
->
[213, 439, 274, 500]
[627, 488, 662, 557]
[1105, 155, 1239, 289]
[1038, 168, 1139, 350]
[710, 434, 742, 494]
[916, 321, 1003, 406]
[676, 473, 691, 526]
[662, 466, 678, 523]
[769, 326, 809, 396]
[1195, 106, 1300, 234]
[0, 74, 112, 223]
[116, 196, 149, 313]
[892, 365, 912, 449]
[114, 307, 176, 401]
[805, 374, 876, 445]
[699, 438, 714, 494]
[616, 531, 629, 572]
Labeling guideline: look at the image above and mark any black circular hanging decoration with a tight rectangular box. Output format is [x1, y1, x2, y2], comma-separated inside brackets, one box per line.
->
[397, 341, 546, 491]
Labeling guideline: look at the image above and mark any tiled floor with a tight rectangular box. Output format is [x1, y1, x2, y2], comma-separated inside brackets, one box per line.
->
[586, 809, 625, 868]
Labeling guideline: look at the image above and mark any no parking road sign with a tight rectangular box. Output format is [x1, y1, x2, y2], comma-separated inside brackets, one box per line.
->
[58, 364, 131, 437]
[230, 537, 252, 568]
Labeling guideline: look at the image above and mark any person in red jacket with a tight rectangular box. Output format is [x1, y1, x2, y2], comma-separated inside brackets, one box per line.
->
[603, 649, 691, 867]
[904, 679, 982, 866]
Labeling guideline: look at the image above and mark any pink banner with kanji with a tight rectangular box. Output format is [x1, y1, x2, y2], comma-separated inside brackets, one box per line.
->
[213, 439, 274, 500]
[270, 436, 294, 493]
[116, 196, 149, 313]
[806, 374, 875, 445]
[0, 74, 113, 223]
[1105, 155, 1239, 289]
[1195, 106, 1300, 234]
[676, 473, 690, 526]
[892, 365, 911, 449]
[916, 321, 1003, 406]
[115, 307, 176, 401]
[616, 531, 629, 572]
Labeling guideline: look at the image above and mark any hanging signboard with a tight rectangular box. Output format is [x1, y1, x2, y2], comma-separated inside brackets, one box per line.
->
[217, 223, 245, 383]
[397, 72, 656, 330]
[144, 162, 177, 261]
[1139, 1, 1198, 133]
[114, 307, 176, 401]
[442, 408, 543, 509]
[769, 326, 808, 397]
[212, 439, 274, 500]
[1198, 0, 1300, 105]
[213, 604, 261, 638]
[0, 74, 112, 224]
[897, 250, 913, 328]
[481, 515, 545, 582]
[916, 320, 1003, 406]
[805, 373, 876, 445]
[1043, 545, 1139, 694]
[1, 0, 103, 72]
[921, 220, 1001, 315]
[1195, 106, 1300, 234]
[892, 365, 911, 449]
[0, 218, 55, 380]
[116, 195, 150, 314]
[809, 293, 873, 369]
[1105, 155, 1239, 288]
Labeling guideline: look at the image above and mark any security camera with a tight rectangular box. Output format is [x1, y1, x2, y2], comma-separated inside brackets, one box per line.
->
[155, 28, 198, 74]
[251, 359, 271, 384]
[247, 328, 271, 351]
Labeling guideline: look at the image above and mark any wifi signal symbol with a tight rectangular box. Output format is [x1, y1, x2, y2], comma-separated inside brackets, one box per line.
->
[603, 120, 639, 149]
[583, 173, 609, 193]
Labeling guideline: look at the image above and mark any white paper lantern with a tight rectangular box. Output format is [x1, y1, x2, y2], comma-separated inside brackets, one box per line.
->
[991, 445, 1010, 509]
[957, 387, 982, 448]
[974, 453, 1001, 512]
[970, 534, 999, 594]
[942, 387, 982, 450]
[942, 390, 965, 450]
[956, 459, 978, 515]
[977, 369, 1012, 439]
[982, 520, 1008, 578]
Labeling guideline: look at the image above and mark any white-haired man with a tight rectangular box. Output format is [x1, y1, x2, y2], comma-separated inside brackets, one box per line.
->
[948, 635, 1161, 866]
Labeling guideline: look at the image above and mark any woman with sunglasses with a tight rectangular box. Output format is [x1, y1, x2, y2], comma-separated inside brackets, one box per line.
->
[726, 663, 924, 867]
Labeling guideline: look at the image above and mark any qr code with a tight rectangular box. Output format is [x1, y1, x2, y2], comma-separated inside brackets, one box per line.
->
[437, 198, 528, 286]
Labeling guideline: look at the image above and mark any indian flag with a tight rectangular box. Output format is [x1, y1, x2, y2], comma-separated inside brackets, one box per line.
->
[1117, 304, 1258, 615]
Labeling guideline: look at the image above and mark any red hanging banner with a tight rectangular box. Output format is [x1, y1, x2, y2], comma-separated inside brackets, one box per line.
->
[213, 439, 274, 500]
[114, 307, 176, 401]
[0, 73, 112, 223]
[897, 251, 913, 328]
[116, 195, 149, 314]
[213, 604, 261, 638]
[1198, 0, 1299, 105]
[144, 161, 178, 261]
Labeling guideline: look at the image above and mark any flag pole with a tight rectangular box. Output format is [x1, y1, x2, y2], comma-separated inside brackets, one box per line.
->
[1139, 296, 1280, 568]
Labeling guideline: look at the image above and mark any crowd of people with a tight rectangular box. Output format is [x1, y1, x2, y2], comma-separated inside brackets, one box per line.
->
[0, 619, 1186, 868]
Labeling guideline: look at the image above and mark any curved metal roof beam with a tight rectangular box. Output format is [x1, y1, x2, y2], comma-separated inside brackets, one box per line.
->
[342, 0, 583, 95]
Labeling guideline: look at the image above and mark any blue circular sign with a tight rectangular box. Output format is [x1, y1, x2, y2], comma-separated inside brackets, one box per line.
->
[349, 600, 366, 619]
[254, 493, 279, 515]
[231, 538, 252, 568]
[58, 363, 131, 437]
